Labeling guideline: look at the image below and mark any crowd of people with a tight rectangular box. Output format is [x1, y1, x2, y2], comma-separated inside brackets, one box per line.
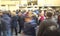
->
[0, 8, 60, 36]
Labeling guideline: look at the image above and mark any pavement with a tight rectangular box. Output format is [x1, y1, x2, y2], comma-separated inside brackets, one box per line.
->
[13, 34, 22, 36]
[13, 31, 23, 36]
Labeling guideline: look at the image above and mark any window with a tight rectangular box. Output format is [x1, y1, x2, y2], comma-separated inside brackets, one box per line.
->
[28, 2, 31, 5]
[1, 5, 5, 6]
[33, 1, 37, 5]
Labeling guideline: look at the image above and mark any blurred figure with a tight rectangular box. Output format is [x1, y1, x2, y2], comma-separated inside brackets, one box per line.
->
[38, 12, 45, 25]
[37, 12, 60, 36]
[17, 12, 24, 34]
[0, 11, 3, 36]
[23, 16, 37, 36]
[1, 11, 11, 36]
[57, 14, 60, 28]
[11, 12, 18, 36]
[3, 11, 11, 36]
[32, 12, 39, 25]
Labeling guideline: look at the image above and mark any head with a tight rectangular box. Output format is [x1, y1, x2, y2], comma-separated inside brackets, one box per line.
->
[24, 16, 32, 22]
[7, 10, 11, 14]
[18, 12, 22, 16]
[0, 11, 3, 16]
[46, 11, 53, 18]
[27, 11, 33, 17]
[11, 11, 16, 16]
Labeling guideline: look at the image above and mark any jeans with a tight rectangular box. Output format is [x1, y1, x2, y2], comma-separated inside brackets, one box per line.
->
[3, 31, 7, 36]
[0, 27, 7, 36]
[6, 29, 11, 36]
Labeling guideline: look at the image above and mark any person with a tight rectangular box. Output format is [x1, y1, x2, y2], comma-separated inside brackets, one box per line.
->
[0, 11, 3, 36]
[23, 16, 37, 36]
[32, 12, 39, 25]
[17, 12, 24, 33]
[38, 12, 45, 25]
[37, 12, 60, 36]
[57, 14, 60, 28]
[0, 11, 11, 36]
[2, 11, 11, 36]
[11, 12, 18, 36]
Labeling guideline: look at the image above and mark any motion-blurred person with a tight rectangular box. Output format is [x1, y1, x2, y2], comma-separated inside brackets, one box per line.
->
[57, 14, 60, 28]
[37, 12, 60, 36]
[38, 12, 45, 25]
[32, 12, 39, 25]
[3, 11, 11, 36]
[23, 16, 37, 36]
[17, 12, 24, 34]
[0, 11, 3, 36]
[11, 12, 18, 36]
[1, 11, 11, 36]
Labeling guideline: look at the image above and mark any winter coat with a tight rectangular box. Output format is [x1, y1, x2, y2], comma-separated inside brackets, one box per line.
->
[1, 14, 11, 31]
[23, 20, 37, 36]
[37, 18, 60, 36]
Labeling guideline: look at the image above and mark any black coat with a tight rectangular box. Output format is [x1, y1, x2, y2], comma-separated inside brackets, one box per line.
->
[18, 16, 24, 26]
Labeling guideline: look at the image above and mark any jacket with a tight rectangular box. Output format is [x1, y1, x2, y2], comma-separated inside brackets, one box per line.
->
[11, 16, 18, 28]
[23, 20, 37, 36]
[37, 18, 60, 36]
[17, 16, 24, 26]
[1, 14, 11, 31]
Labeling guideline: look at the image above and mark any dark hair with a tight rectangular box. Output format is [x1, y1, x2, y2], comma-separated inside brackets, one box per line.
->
[46, 12, 53, 18]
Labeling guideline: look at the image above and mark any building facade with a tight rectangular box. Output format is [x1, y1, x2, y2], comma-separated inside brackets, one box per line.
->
[0, 0, 60, 11]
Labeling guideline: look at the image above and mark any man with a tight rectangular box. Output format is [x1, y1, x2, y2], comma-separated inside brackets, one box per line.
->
[2, 11, 11, 36]
[0, 11, 11, 36]
[37, 12, 60, 36]
[17, 12, 24, 33]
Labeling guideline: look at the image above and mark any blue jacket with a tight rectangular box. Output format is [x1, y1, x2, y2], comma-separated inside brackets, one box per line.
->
[23, 20, 37, 36]
[2, 14, 11, 30]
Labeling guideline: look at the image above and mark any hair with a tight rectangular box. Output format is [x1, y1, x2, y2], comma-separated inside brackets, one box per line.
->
[25, 16, 32, 19]
[46, 11, 53, 18]
[0, 11, 2, 13]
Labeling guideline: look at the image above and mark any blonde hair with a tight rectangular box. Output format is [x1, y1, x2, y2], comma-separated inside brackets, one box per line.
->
[11, 11, 16, 16]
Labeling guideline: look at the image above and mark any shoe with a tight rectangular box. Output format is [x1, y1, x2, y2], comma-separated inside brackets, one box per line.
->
[15, 33, 18, 36]
[15, 35, 18, 36]
[18, 32, 21, 34]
